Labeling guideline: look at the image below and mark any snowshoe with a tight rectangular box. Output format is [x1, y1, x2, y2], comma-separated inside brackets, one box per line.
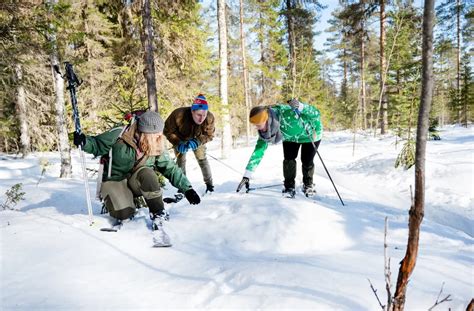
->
[150, 213, 172, 247]
[303, 184, 317, 197]
[282, 187, 296, 198]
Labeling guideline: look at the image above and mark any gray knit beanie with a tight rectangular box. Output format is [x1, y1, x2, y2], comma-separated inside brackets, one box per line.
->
[138, 111, 164, 133]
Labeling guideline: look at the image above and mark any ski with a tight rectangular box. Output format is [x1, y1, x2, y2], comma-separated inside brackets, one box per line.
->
[100, 219, 123, 232]
[163, 193, 184, 204]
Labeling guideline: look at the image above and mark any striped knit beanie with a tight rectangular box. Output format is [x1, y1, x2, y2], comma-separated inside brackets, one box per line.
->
[191, 94, 208, 111]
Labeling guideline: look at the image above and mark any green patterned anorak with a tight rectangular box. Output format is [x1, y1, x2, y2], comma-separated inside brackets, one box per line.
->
[244, 103, 323, 175]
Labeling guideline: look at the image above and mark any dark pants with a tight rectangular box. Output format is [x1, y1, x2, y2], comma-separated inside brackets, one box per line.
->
[282, 140, 321, 189]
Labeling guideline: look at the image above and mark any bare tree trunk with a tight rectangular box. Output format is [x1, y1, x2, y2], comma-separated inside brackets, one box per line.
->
[239, 0, 251, 146]
[14, 63, 30, 157]
[456, 0, 466, 127]
[361, 37, 367, 130]
[392, 0, 435, 309]
[47, 0, 71, 178]
[140, 0, 158, 111]
[466, 298, 474, 311]
[217, 0, 232, 158]
[380, 0, 388, 134]
[120, 2, 135, 39]
[49, 33, 72, 178]
[286, 0, 297, 97]
[258, 5, 265, 103]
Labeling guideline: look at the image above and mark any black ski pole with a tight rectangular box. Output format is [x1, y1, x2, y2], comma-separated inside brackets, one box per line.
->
[247, 184, 282, 192]
[294, 108, 345, 206]
[207, 153, 242, 176]
[63, 62, 94, 224]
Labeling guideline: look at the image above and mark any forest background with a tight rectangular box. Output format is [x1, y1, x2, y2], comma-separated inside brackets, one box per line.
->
[0, 0, 472, 166]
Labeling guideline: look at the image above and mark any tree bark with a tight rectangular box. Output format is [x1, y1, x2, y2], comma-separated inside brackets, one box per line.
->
[217, 0, 232, 158]
[393, 0, 435, 309]
[47, 0, 72, 178]
[239, 0, 251, 146]
[380, 0, 388, 134]
[15, 63, 30, 157]
[51, 57, 72, 178]
[286, 0, 297, 97]
[258, 5, 265, 102]
[466, 298, 474, 311]
[140, 0, 158, 111]
[456, 0, 465, 127]
[360, 0, 367, 130]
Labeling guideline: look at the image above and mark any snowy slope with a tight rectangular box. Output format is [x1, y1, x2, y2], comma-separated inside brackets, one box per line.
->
[1, 126, 473, 310]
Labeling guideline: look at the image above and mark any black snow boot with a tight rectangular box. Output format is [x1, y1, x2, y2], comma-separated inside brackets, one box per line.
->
[282, 187, 296, 198]
[303, 184, 316, 197]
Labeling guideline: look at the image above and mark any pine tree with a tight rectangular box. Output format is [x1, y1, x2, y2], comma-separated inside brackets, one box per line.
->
[252, 0, 287, 106]
[436, 0, 470, 125]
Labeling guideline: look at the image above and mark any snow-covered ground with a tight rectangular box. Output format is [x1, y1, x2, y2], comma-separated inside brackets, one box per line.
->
[1, 126, 473, 310]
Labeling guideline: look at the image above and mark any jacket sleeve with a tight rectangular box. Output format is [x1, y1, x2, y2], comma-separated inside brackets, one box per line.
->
[244, 138, 269, 177]
[301, 104, 323, 141]
[154, 152, 192, 192]
[163, 111, 182, 146]
[82, 127, 123, 157]
[196, 112, 215, 145]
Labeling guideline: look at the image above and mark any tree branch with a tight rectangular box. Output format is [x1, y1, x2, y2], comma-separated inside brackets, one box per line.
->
[427, 282, 451, 310]
[384, 217, 393, 309]
[368, 278, 385, 310]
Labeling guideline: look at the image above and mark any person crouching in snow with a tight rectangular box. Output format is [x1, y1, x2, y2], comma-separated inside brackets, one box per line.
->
[164, 94, 216, 194]
[73, 110, 201, 246]
[236, 99, 323, 197]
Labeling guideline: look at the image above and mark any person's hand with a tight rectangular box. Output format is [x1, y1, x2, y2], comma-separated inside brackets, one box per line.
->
[177, 141, 189, 154]
[236, 177, 250, 193]
[187, 138, 199, 151]
[185, 189, 201, 205]
[73, 132, 86, 147]
[205, 184, 214, 193]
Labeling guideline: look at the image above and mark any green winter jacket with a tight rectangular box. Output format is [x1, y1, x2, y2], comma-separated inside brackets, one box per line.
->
[244, 103, 323, 175]
[82, 123, 192, 192]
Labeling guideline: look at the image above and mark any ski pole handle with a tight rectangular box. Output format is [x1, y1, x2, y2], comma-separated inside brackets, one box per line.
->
[64, 62, 83, 134]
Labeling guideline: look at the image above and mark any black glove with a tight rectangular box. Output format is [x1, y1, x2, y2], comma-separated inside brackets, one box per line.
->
[205, 184, 214, 193]
[73, 132, 86, 147]
[185, 189, 201, 205]
[236, 177, 250, 193]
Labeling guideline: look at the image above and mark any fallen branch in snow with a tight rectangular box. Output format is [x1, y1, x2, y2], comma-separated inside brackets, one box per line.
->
[86, 168, 98, 177]
[368, 278, 385, 310]
[384, 217, 393, 309]
[427, 282, 451, 310]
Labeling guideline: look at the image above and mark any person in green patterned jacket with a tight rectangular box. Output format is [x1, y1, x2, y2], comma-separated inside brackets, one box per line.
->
[236, 99, 323, 197]
[73, 110, 201, 246]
